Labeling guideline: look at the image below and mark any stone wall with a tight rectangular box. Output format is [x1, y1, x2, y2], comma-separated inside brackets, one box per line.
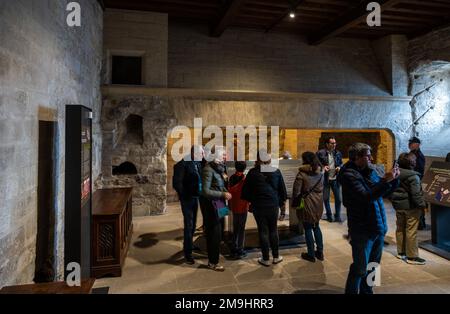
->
[97, 96, 176, 216]
[103, 88, 412, 215]
[408, 26, 450, 157]
[169, 22, 390, 96]
[103, 9, 168, 87]
[0, 0, 103, 286]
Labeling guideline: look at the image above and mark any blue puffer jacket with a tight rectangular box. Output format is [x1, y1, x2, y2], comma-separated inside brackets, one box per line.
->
[338, 161, 399, 236]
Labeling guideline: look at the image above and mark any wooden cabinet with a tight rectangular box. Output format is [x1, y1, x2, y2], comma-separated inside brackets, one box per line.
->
[91, 188, 133, 278]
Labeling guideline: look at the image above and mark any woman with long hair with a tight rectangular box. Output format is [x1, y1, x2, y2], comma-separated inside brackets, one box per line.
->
[292, 151, 324, 262]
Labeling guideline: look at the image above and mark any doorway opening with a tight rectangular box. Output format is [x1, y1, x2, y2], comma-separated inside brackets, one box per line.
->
[34, 121, 57, 283]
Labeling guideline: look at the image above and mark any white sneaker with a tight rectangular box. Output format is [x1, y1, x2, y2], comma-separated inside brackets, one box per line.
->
[273, 256, 284, 264]
[258, 257, 271, 266]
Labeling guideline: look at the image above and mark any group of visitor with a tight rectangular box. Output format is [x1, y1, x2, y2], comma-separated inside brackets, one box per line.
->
[172, 136, 440, 293]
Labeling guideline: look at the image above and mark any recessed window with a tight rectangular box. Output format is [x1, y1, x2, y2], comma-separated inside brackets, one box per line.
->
[111, 56, 143, 85]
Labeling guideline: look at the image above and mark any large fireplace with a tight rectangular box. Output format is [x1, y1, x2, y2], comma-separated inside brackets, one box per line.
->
[97, 96, 176, 216]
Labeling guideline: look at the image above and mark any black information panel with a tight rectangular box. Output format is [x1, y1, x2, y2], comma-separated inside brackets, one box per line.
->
[65, 105, 92, 279]
[419, 161, 450, 260]
[422, 161, 450, 206]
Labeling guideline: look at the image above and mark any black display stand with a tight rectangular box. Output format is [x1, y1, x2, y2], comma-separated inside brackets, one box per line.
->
[65, 105, 92, 279]
[419, 161, 450, 260]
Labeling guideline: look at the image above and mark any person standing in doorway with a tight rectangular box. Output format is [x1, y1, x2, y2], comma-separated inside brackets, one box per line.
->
[409, 137, 427, 230]
[172, 145, 205, 265]
[317, 136, 343, 222]
[338, 143, 399, 294]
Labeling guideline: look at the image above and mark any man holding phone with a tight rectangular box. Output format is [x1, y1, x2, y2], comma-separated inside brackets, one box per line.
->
[338, 143, 400, 294]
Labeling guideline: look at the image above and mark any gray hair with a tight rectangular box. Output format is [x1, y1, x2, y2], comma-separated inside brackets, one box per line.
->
[348, 143, 371, 161]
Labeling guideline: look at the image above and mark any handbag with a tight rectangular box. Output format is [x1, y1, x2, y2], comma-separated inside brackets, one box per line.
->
[295, 174, 323, 211]
[212, 199, 230, 219]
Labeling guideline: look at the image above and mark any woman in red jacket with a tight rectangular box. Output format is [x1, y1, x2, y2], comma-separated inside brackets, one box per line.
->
[228, 161, 250, 259]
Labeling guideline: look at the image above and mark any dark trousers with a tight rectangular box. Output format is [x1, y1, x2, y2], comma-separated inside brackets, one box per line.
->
[253, 208, 279, 261]
[302, 222, 323, 257]
[180, 197, 198, 259]
[200, 197, 222, 265]
[232, 213, 248, 254]
[345, 232, 384, 294]
[323, 179, 342, 219]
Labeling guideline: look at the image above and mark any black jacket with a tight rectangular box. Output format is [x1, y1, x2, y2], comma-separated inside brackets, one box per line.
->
[316, 149, 343, 181]
[338, 161, 399, 236]
[241, 165, 287, 211]
[411, 149, 425, 178]
[172, 158, 202, 200]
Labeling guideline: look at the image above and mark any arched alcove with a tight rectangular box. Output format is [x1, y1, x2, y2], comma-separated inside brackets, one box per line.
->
[112, 161, 138, 175]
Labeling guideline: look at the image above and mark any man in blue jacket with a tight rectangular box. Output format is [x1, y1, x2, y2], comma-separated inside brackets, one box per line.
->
[317, 136, 344, 222]
[338, 143, 399, 294]
[173, 145, 205, 264]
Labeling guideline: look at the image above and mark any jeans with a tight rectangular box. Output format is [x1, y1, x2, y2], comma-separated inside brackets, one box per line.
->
[253, 208, 279, 261]
[232, 213, 248, 254]
[345, 232, 384, 294]
[180, 197, 199, 259]
[302, 222, 323, 257]
[323, 179, 342, 219]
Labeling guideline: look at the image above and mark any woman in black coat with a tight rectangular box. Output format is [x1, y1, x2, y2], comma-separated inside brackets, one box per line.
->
[242, 150, 287, 266]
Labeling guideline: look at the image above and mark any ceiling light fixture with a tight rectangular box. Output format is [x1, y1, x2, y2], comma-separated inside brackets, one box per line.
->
[289, 11, 295, 18]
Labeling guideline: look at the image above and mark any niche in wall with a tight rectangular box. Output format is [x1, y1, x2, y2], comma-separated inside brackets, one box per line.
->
[112, 161, 138, 176]
[125, 114, 144, 145]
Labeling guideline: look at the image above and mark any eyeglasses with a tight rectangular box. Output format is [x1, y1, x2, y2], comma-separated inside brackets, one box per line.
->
[328, 142, 337, 145]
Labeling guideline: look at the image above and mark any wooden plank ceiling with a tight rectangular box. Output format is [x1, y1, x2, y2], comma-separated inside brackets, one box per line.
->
[102, 0, 450, 44]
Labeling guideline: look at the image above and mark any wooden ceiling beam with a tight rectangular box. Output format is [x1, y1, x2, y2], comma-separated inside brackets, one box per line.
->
[210, 0, 247, 37]
[308, 0, 403, 45]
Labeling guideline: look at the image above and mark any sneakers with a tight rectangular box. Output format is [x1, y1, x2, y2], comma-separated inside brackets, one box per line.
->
[406, 257, 426, 265]
[208, 263, 225, 271]
[279, 214, 286, 221]
[232, 251, 248, 259]
[396, 253, 406, 260]
[301, 252, 316, 263]
[315, 250, 324, 261]
[322, 216, 333, 222]
[258, 257, 271, 267]
[273, 256, 284, 264]
[334, 217, 343, 223]
[185, 257, 195, 265]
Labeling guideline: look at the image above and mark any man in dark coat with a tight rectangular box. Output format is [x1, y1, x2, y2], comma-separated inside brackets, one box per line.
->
[338, 143, 399, 294]
[172, 145, 204, 264]
[409, 136, 426, 229]
[316, 136, 344, 222]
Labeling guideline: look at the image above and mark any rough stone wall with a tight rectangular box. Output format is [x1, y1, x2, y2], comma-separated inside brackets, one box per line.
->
[0, 0, 103, 286]
[169, 22, 390, 96]
[408, 26, 450, 157]
[103, 9, 168, 87]
[103, 91, 412, 215]
[97, 96, 176, 216]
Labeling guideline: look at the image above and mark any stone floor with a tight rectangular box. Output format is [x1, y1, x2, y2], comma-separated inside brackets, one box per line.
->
[93, 201, 450, 294]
